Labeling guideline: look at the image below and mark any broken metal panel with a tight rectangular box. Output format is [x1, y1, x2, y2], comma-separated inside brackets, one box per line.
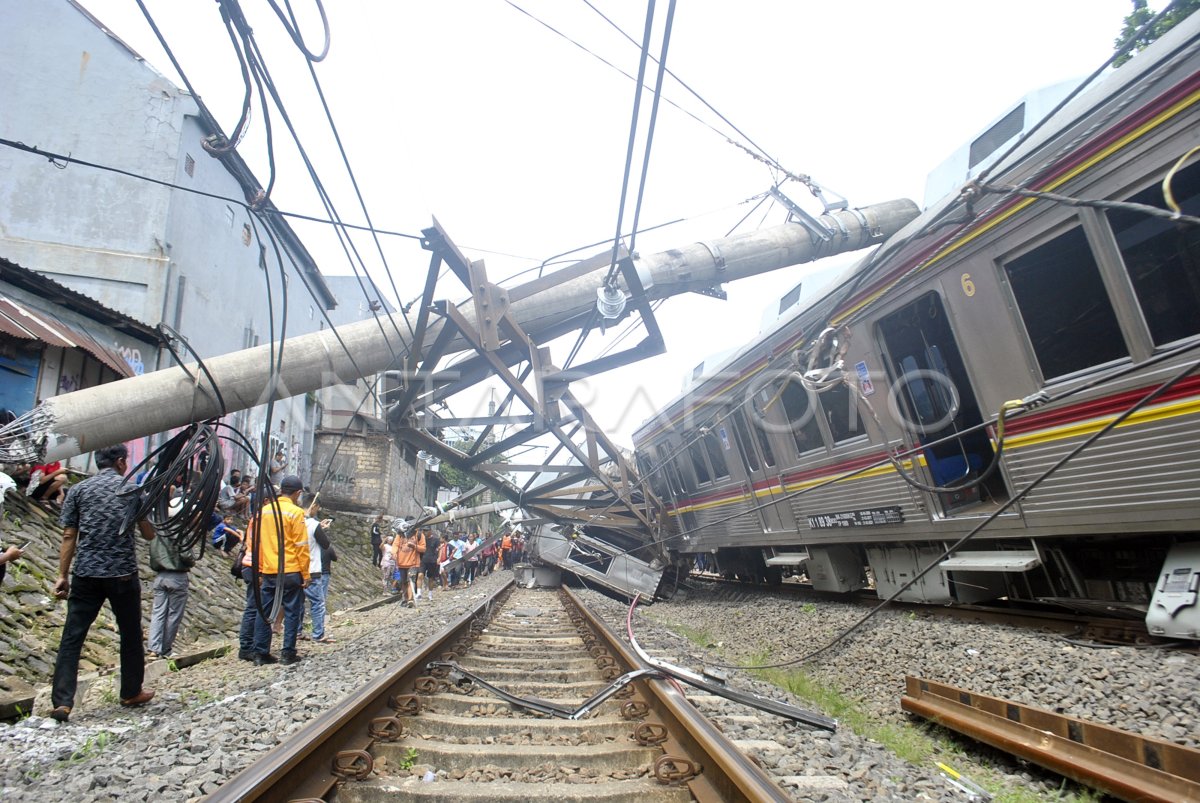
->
[532, 528, 664, 599]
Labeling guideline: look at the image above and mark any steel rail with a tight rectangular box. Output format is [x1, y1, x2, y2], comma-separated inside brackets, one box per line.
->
[563, 586, 791, 803]
[204, 580, 516, 802]
[901, 676, 1200, 803]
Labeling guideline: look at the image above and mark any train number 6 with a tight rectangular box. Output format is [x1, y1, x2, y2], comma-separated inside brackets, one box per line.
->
[960, 273, 976, 297]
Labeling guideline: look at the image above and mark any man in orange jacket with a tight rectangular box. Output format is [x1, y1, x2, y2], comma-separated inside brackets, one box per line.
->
[251, 475, 310, 665]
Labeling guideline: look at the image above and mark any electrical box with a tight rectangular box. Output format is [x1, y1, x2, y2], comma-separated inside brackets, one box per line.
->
[865, 544, 953, 603]
[806, 545, 867, 593]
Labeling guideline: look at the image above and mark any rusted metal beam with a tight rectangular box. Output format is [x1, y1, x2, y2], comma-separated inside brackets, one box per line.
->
[901, 676, 1200, 803]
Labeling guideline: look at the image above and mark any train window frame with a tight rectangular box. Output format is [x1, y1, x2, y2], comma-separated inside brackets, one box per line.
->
[820, 381, 868, 445]
[729, 409, 762, 472]
[1105, 159, 1200, 351]
[772, 374, 828, 457]
[998, 220, 1132, 384]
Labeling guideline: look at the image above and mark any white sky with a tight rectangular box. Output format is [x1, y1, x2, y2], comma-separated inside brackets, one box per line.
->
[80, 0, 1142, 447]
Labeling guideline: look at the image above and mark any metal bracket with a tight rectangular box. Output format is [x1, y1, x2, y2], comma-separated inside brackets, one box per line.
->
[690, 285, 727, 301]
[769, 185, 834, 243]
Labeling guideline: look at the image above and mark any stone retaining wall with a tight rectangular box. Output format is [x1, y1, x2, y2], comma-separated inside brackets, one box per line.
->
[0, 492, 385, 688]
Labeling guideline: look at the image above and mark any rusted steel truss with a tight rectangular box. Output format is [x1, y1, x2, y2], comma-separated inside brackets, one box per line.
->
[388, 221, 664, 545]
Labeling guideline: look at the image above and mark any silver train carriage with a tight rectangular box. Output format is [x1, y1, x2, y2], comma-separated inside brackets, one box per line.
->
[631, 15, 1200, 640]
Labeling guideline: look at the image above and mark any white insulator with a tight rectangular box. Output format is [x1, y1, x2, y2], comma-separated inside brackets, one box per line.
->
[596, 284, 627, 319]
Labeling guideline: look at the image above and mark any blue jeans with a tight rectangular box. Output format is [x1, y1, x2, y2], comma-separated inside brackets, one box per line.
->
[252, 572, 304, 655]
[300, 572, 328, 640]
[52, 574, 144, 707]
[239, 566, 258, 652]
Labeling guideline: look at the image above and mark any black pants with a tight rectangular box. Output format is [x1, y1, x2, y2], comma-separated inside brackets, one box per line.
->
[371, 542, 383, 567]
[52, 574, 144, 707]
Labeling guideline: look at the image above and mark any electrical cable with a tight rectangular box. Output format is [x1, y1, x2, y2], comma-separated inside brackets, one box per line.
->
[602, 0, 658, 288]
[216, 0, 411, 361]
[621, 0, 677, 261]
[0, 138, 424, 241]
[266, 0, 331, 62]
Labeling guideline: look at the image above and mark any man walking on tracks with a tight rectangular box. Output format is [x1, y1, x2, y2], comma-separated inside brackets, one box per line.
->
[50, 444, 157, 722]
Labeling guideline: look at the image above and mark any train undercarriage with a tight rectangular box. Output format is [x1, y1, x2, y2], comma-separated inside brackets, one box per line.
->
[674, 535, 1200, 640]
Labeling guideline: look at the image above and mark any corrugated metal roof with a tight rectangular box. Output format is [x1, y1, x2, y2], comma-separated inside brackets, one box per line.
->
[0, 296, 136, 377]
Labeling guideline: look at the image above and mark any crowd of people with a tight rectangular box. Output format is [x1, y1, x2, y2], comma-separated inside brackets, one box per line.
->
[4, 443, 531, 724]
[379, 526, 525, 605]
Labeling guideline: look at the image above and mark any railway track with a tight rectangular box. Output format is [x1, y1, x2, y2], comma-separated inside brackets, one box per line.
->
[903, 676, 1200, 802]
[206, 580, 805, 801]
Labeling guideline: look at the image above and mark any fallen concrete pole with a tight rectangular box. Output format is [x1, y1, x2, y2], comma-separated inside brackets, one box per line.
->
[8, 199, 919, 461]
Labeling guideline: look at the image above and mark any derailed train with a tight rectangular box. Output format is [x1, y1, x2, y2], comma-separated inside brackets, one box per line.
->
[630, 15, 1200, 639]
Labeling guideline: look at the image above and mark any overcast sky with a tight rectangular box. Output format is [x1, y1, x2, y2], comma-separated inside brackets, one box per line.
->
[79, 0, 1142, 446]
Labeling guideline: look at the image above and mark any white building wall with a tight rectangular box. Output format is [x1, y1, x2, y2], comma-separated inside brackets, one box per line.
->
[0, 1, 337, 487]
[0, 0, 184, 325]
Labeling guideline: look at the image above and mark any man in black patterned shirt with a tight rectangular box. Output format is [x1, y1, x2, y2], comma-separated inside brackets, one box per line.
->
[49, 444, 157, 722]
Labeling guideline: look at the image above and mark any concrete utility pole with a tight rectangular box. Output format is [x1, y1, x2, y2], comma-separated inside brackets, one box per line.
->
[11, 199, 918, 461]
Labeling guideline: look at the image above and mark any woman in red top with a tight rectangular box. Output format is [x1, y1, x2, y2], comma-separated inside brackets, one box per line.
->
[28, 461, 68, 506]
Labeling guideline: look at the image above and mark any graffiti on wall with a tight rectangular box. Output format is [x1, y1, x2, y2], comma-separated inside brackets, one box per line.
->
[116, 345, 145, 376]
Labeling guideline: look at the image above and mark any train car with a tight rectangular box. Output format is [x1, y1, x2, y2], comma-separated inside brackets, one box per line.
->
[632, 14, 1200, 639]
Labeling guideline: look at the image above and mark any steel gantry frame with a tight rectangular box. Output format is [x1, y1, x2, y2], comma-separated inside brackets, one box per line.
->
[388, 220, 667, 559]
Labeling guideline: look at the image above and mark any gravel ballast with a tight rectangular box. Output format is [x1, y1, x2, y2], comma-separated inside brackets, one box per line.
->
[2, 572, 1196, 802]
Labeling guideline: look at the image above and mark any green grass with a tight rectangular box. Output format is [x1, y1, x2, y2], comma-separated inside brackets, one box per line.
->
[62, 730, 113, 765]
[659, 627, 1101, 803]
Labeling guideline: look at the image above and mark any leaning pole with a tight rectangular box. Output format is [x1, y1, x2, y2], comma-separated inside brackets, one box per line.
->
[8, 199, 919, 461]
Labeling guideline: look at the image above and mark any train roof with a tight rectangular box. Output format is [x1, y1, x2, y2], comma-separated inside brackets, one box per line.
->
[633, 12, 1200, 445]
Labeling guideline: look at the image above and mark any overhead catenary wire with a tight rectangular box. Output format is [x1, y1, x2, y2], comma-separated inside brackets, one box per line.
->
[214, 0, 412, 362]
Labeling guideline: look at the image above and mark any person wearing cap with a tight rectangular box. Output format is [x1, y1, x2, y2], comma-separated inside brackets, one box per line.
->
[250, 474, 310, 665]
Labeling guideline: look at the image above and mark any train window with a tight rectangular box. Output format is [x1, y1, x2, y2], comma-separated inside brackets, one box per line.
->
[703, 431, 730, 478]
[1004, 226, 1128, 379]
[822, 382, 861, 442]
[687, 437, 711, 485]
[1109, 162, 1200, 346]
[730, 411, 761, 471]
[779, 379, 825, 454]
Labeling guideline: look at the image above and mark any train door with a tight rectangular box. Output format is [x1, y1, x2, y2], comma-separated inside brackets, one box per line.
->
[876, 292, 1010, 516]
[727, 408, 797, 533]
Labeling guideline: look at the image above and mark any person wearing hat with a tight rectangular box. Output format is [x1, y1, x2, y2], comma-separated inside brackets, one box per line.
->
[145, 497, 199, 659]
[251, 474, 310, 665]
